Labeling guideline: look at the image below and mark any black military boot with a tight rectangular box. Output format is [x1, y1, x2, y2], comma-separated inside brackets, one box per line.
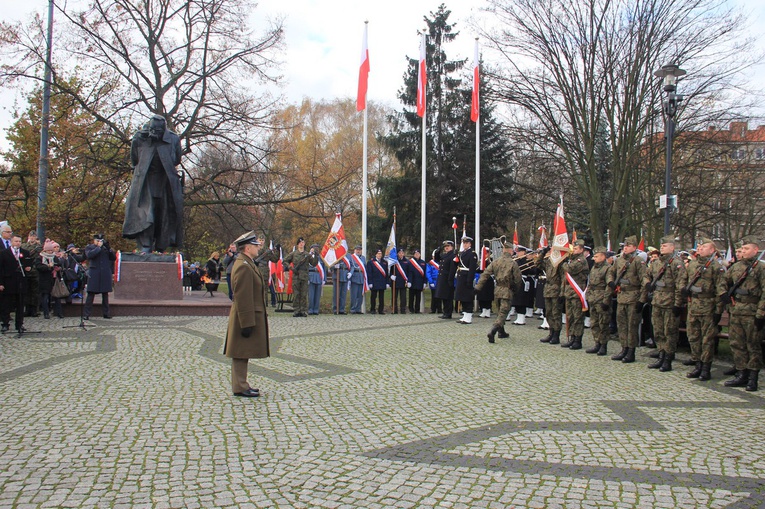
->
[648, 350, 661, 359]
[539, 331, 553, 343]
[597, 342, 608, 356]
[487, 325, 500, 344]
[698, 363, 712, 381]
[682, 358, 697, 366]
[659, 352, 674, 372]
[621, 347, 636, 363]
[724, 370, 749, 387]
[560, 336, 573, 348]
[569, 336, 582, 350]
[497, 327, 510, 339]
[722, 366, 737, 376]
[611, 346, 628, 361]
[746, 370, 759, 392]
[548, 330, 560, 345]
[585, 342, 600, 354]
[648, 351, 665, 369]
[687, 362, 703, 378]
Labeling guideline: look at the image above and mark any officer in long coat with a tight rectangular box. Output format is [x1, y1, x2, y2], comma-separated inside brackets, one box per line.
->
[455, 236, 478, 324]
[475, 238, 522, 342]
[84, 234, 117, 320]
[224, 231, 269, 398]
[434, 241, 457, 319]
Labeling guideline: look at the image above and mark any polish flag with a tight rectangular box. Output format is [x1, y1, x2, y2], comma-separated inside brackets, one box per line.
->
[512, 222, 519, 251]
[538, 225, 548, 249]
[416, 33, 427, 118]
[357, 23, 370, 112]
[320, 213, 349, 267]
[471, 39, 479, 122]
[550, 199, 570, 267]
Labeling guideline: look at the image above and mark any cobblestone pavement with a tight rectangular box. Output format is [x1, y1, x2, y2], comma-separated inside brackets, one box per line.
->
[1, 311, 764, 508]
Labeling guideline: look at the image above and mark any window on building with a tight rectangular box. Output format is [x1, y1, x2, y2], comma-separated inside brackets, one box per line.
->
[755, 148, 765, 160]
[730, 148, 746, 160]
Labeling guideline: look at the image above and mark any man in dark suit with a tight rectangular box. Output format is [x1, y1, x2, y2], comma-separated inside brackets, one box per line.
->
[0, 234, 33, 332]
[83, 233, 117, 319]
[0, 223, 13, 251]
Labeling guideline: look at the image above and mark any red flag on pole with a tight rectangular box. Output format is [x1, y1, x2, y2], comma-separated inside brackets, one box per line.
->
[572, 228, 578, 243]
[417, 32, 427, 118]
[550, 198, 570, 267]
[538, 225, 548, 249]
[357, 23, 370, 112]
[638, 231, 645, 251]
[512, 222, 519, 250]
[471, 39, 479, 122]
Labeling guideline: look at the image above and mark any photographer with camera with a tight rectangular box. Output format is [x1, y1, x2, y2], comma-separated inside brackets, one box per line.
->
[83, 233, 117, 320]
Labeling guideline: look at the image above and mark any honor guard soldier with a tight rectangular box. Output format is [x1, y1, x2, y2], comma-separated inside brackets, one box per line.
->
[722, 235, 765, 391]
[348, 245, 366, 314]
[455, 236, 478, 324]
[511, 246, 536, 325]
[367, 249, 389, 314]
[606, 235, 646, 363]
[638, 235, 687, 372]
[683, 237, 726, 380]
[406, 249, 427, 313]
[537, 245, 565, 344]
[585, 246, 611, 355]
[434, 241, 457, 319]
[476, 237, 522, 342]
[560, 239, 590, 350]
[283, 237, 319, 317]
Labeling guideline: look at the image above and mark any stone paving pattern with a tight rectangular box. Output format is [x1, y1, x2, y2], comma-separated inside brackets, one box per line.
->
[1, 312, 764, 508]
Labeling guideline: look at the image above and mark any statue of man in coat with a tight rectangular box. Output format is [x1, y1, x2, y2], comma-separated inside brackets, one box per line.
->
[122, 115, 184, 253]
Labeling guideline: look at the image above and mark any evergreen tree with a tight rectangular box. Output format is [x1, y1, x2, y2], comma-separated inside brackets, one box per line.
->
[379, 4, 517, 252]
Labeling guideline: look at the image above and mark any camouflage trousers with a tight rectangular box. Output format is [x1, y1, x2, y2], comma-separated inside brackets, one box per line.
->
[493, 298, 512, 328]
[292, 278, 309, 314]
[686, 312, 718, 363]
[652, 305, 679, 355]
[616, 302, 641, 348]
[589, 302, 610, 345]
[543, 296, 563, 333]
[728, 313, 764, 371]
[565, 298, 585, 336]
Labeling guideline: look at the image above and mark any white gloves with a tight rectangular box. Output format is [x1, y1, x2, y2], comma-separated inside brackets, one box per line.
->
[390, 275, 396, 281]
[406, 282, 412, 288]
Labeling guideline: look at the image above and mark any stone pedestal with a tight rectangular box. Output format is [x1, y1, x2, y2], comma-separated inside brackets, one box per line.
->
[113, 253, 182, 301]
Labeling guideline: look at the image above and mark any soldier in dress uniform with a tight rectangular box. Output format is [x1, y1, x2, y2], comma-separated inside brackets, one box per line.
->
[637, 235, 687, 372]
[366, 249, 389, 314]
[560, 239, 590, 350]
[307, 245, 326, 315]
[585, 246, 611, 355]
[606, 235, 646, 363]
[475, 238, 522, 343]
[434, 241, 457, 319]
[722, 235, 765, 391]
[683, 237, 726, 380]
[283, 237, 319, 317]
[454, 236, 478, 324]
[536, 245, 565, 344]
[348, 245, 366, 314]
[406, 249, 427, 313]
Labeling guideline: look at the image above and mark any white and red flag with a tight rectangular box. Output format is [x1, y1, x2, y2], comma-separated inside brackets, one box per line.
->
[480, 244, 491, 270]
[320, 213, 349, 267]
[538, 225, 548, 249]
[512, 222, 519, 251]
[416, 32, 427, 118]
[357, 23, 370, 112]
[471, 39, 479, 122]
[270, 242, 286, 292]
[550, 198, 570, 267]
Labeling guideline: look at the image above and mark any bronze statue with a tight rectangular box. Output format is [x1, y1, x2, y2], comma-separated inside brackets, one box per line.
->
[122, 115, 184, 253]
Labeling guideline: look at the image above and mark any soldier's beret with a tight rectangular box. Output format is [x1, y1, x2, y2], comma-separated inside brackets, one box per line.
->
[696, 237, 715, 247]
[623, 235, 638, 246]
[572, 239, 585, 247]
[741, 235, 760, 247]
[296, 237, 305, 244]
[234, 230, 262, 246]
[660, 235, 677, 244]
[593, 246, 607, 255]
[735, 240, 744, 249]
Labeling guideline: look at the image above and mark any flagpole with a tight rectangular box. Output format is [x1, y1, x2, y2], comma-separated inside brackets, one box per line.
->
[361, 21, 369, 265]
[473, 38, 480, 249]
[419, 29, 427, 272]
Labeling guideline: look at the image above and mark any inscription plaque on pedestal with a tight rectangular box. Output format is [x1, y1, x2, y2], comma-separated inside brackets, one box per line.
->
[113, 253, 182, 301]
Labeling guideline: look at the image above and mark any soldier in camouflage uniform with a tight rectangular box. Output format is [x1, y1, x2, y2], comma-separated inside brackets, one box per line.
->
[536, 246, 565, 344]
[560, 239, 590, 350]
[475, 238, 522, 343]
[683, 237, 726, 380]
[722, 235, 765, 391]
[283, 237, 319, 317]
[638, 235, 687, 372]
[606, 235, 646, 363]
[585, 246, 611, 355]
[253, 236, 280, 305]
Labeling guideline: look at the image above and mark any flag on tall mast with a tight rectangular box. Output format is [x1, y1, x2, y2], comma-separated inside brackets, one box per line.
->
[416, 31, 427, 118]
[357, 22, 370, 112]
[471, 39, 480, 123]
[550, 196, 570, 267]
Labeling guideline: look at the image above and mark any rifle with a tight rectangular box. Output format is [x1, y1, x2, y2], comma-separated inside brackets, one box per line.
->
[683, 252, 718, 298]
[725, 249, 765, 305]
[608, 256, 633, 296]
[645, 253, 678, 301]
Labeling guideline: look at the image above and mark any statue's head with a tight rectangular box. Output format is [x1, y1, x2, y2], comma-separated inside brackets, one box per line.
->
[148, 115, 166, 140]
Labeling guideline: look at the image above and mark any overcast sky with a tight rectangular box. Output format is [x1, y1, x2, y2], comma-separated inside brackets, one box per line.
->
[2, 0, 764, 153]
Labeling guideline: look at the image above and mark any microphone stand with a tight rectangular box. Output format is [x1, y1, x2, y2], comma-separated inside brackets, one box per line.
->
[63, 271, 93, 331]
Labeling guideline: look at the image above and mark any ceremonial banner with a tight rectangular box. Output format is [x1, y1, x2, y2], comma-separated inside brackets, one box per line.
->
[550, 199, 570, 268]
[538, 225, 548, 249]
[385, 222, 398, 266]
[320, 213, 349, 267]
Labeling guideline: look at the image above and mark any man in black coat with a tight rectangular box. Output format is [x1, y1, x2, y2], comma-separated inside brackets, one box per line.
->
[0, 234, 33, 332]
[434, 240, 457, 319]
[84, 234, 117, 319]
[454, 236, 478, 324]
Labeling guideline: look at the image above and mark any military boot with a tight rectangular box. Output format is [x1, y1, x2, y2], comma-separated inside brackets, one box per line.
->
[648, 350, 661, 359]
[497, 327, 510, 339]
[722, 366, 737, 376]
[648, 351, 665, 369]
[597, 342, 608, 356]
[487, 325, 500, 344]
[560, 336, 573, 348]
[724, 370, 749, 387]
[539, 331, 553, 343]
[698, 363, 712, 381]
[686, 362, 703, 378]
[659, 353, 674, 372]
[682, 358, 697, 366]
[621, 347, 636, 363]
[611, 347, 628, 361]
[585, 342, 600, 354]
[548, 330, 561, 345]
[746, 370, 759, 392]
[569, 336, 582, 350]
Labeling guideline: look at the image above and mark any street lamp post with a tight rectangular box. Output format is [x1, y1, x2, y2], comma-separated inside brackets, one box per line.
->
[654, 63, 686, 236]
